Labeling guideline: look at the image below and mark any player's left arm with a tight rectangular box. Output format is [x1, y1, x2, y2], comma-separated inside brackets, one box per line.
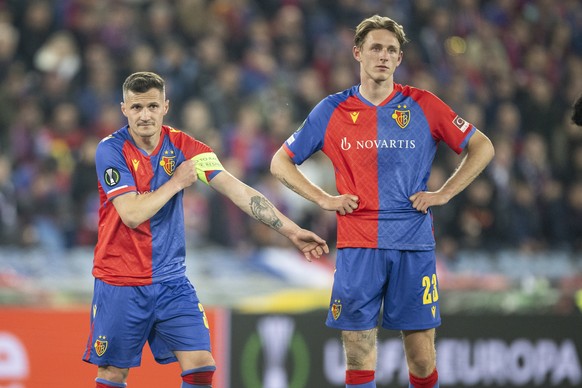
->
[208, 170, 329, 261]
[410, 129, 495, 213]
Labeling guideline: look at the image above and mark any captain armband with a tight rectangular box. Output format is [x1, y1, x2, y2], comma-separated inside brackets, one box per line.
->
[192, 152, 225, 184]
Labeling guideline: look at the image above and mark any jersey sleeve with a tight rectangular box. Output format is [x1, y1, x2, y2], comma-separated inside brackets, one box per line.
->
[95, 135, 136, 201]
[171, 128, 225, 185]
[416, 90, 476, 154]
[283, 98, 333, 164]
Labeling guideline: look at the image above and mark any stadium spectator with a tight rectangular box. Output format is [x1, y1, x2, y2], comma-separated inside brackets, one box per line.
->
[0, 0, 579, 268]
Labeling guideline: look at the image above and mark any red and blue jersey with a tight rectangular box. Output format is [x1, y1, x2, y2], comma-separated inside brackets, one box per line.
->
[93, 125, 217, 286]
[283, 83, 475, 250]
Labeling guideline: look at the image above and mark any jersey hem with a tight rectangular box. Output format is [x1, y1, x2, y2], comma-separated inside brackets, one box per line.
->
[336, 242, 436, 251]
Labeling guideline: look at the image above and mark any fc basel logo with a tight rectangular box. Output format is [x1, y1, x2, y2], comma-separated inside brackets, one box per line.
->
[391, 105, 410, 129]
[161, 155, 176, 176]
[160, 150, 177, 176]
[104, 168, 120, 186]
[94, 336, 108, 357]
[331, 300, 342, 320]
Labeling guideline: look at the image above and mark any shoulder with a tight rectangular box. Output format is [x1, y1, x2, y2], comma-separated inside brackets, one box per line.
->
[397, 84, 451, 112]
[326, 85, 359, 105]
[312, 85, 359, 114]
[164, 125, 191, 141]
[397, 84, 439, 101]
[96, 127, 128, 154]
[163, 125, 213, 156]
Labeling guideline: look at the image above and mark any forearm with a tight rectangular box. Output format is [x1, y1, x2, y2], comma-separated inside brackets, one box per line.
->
[113, 179, 183, 228]
[210, 171, 301, 238]
[270, 148, 331, 207]
[232, 182, 300, 236]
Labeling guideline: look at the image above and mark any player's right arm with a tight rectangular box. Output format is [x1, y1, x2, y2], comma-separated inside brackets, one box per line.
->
[112, 159, 198, 229]
[270, 147, 359, 216]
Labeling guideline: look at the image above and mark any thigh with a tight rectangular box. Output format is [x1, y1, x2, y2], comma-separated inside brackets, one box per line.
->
[83, 279, 155, 368]
[148, 277, 212, 364]
[326, 248, 388, 330]
[382, 250, 441, 330]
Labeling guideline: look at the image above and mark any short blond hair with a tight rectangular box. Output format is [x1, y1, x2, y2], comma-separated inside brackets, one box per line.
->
[354, 15, 408, 50]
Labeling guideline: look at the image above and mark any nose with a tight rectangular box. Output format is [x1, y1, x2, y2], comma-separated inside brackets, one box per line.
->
[379, 48, 389, 60]
[139, 108, 150, 121]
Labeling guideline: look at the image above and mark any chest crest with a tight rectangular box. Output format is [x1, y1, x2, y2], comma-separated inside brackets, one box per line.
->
[391, 105, 410, 129]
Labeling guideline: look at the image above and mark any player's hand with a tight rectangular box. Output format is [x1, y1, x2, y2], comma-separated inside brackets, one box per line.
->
[289, 228, 330, 262]
[172, 159, 199, 190]
[409, 191, 450, 214]
[320, 194, 359, 216]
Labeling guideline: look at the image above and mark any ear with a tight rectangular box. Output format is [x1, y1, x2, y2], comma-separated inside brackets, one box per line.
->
[120, 101, 128, 117]
[397, 50, 403, 66]
[353, 45, 361, 62]
[164, 100, 170, 115]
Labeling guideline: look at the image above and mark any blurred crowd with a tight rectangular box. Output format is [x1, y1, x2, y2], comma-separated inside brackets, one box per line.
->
[0, 0, 581, 258]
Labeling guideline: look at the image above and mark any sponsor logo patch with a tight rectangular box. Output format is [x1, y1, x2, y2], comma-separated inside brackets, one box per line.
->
[453, 115, 470, 132]
[104, 168, 120, 186]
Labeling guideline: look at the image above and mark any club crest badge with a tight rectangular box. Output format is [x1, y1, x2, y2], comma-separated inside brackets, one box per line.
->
[160, 155, 176, 176]
[331, 301, 342, 320]
[392, 108, 410, 129]
[94, 337, 108, 357]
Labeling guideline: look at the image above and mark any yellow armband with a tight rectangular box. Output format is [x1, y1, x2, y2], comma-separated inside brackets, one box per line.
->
[192, 152, 225, 184]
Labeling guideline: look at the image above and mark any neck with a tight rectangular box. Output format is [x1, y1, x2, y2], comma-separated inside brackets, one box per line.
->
[359, 79, 394, 106]
[130, 129, 161, 155]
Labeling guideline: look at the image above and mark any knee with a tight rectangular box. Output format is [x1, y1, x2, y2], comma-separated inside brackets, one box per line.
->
[402, 330, 436, 376]
[97, 366, 129, 383]
[407, 352, 435, 374]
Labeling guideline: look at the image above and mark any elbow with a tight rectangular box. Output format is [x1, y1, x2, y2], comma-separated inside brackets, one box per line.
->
[124, 221, 141, 230]
[270, 150, 284, 179]
[485, 137, 495, 164]
[269, 158, 279, 178]
[119, 214, 144, 229]
[122, 220, 141, 230]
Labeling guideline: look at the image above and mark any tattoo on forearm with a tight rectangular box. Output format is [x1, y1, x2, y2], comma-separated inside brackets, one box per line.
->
[281, 177, 296, 191]
[281, 177, 313, 201]
[250, 196, 283, 230]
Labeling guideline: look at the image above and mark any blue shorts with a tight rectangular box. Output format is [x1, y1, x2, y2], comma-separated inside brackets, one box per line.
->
[82, 277, 211, 368]
[325, 248, 441, 331]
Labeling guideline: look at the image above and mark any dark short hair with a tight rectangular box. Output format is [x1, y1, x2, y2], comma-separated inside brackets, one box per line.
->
[122, 71, 165, 96]
[354, 15, 408, 50]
